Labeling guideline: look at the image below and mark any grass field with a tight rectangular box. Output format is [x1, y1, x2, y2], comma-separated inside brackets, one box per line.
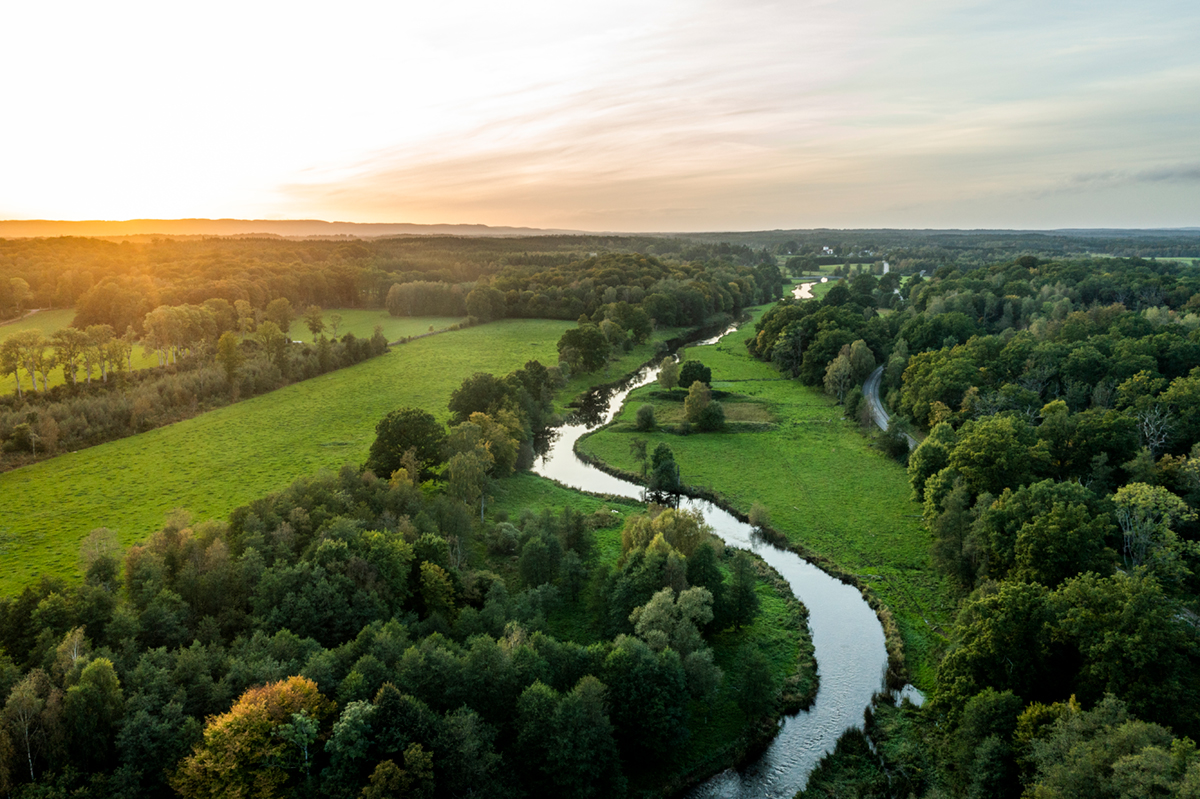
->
[488, 472, 812, 789]
[287, 309, 466, 343]
[578, 308, 955, 688]
[0, 308, 76, 336]
[0, 319, 578, 594]
[1, 308, 468, 397]
[0, 315, 703, 595]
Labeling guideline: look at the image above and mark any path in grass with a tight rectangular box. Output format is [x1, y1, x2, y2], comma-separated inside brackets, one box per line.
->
[578, 309, 954, 687]
[0, 319, 684, 595]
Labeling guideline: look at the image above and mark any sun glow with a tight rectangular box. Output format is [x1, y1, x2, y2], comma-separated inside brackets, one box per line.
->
[2, 0, 1198, 228]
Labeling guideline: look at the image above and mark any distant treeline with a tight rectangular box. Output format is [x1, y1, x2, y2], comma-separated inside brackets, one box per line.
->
[0, 236, 782, 325]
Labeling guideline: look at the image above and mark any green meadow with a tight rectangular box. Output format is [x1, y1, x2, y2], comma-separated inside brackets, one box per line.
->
[0, 320, 577, 594]
[579, 308, 954, 687]
[0, 308, 76, 337]
[286, 309, 466, 343]
[0, 317, 693, 595]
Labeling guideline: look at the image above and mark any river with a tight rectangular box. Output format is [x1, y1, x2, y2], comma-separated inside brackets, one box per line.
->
[533, 322, 911, 797]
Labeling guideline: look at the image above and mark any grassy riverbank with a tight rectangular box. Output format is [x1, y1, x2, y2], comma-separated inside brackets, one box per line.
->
[578, 308, 954, 688]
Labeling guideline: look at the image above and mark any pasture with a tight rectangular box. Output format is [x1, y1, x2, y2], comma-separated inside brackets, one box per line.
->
[0, 316, 691, 595]
[285, 309, 466, 343]
[0, 319, 574, 594]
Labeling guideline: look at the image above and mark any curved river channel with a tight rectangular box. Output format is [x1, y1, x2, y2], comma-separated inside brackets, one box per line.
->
[533, 323, 913, 797]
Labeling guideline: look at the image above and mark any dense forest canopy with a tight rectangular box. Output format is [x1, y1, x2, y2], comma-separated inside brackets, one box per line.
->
[748, 253, 1200, 797]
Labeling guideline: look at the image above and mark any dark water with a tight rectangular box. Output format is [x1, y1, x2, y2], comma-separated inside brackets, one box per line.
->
[534, 324, 918, 797]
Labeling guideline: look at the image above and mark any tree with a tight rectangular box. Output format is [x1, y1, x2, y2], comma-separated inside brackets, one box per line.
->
[678, 360, 711, 388]
[303, 305, 325, 339]
[684, 380, 711, 422]
[264, 298, 294, 336]
[848, 339, 876, 384]
[328, 313, 343, 339]
[0, 336, 23, 399]
[360, 745, 434, 799]
[64, 657, 124, 771]
[447, 448, 492, 521]
[696, 400, 725, 432]
[3, 669, 48, 782]
[823, 351, 855, 403]
[737, 646, 778, 718]
[256, 320, 288, 369]
[448, 372, 512, 424]
[648, 443, 681, 494]
[364, 407, 447, 481]
[657, 357, 679, 392]
[557, 325, 610, 373]
[728, 551, 760, 631]
[770, 323, 804, 379]
[171, 676, 334, 799]
[1136, 405, 1173, 458]
[635, 404, 656, 431]
[50, 327, 89, 386]
[630, 586, 714, 658]
[216, 331, 243, 384]
[1111, 482, 1195, 569]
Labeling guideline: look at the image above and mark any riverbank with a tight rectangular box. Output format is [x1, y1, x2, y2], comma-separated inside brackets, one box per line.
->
[575, 307, 954, 689]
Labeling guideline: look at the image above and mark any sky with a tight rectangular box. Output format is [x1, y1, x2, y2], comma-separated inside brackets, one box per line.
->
[2, 0, 1198, 231]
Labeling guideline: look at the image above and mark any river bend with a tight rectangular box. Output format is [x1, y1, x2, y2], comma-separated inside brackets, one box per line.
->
[533, 323, 901, 797]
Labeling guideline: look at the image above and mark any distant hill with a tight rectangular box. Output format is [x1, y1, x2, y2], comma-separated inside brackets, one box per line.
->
[0, 218, 589, 239]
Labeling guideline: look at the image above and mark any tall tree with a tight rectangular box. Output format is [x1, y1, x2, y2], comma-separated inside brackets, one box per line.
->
[171, 676, 334, 799]
[303, 305, 325, 339]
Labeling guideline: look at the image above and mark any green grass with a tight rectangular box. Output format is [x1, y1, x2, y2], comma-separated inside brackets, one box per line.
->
[578, 307, 954, 688]
[288, 309, 466, 343]
[0, 319, 575, 595]
[0, 308, 76, 337]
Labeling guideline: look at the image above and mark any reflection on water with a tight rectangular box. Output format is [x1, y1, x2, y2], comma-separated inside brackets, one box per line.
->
[533, 323, 908, 796]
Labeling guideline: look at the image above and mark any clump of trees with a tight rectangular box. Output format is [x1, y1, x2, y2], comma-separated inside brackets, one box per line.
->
[0, 322, 387, 469]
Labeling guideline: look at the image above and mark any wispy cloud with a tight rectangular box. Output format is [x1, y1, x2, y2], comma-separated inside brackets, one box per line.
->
[3, 0, 1199, 227]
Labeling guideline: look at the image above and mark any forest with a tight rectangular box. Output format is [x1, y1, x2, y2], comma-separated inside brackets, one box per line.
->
[747, 255, 1200, 796]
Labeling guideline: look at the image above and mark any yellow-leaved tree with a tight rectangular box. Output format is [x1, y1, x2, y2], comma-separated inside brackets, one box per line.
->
[171, 676, 335, 799]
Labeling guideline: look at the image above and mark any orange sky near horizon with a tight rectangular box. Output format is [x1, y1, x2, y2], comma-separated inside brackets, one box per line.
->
[2, 0, 1198, 231]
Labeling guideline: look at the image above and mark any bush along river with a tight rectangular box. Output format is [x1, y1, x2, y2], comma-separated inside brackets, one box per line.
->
[534, 322, 921, 798]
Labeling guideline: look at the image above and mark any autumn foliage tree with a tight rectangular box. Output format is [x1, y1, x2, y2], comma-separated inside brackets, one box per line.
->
[171, 676, 335, 799]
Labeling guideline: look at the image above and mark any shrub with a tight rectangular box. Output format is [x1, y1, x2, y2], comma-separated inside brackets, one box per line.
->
[679, 360, 712, 387]
[696, 401, 725, 432]
[636, 404, 656, 431]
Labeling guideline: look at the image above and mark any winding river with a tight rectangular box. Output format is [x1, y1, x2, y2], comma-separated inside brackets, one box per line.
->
[534, 323, 912, 797]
